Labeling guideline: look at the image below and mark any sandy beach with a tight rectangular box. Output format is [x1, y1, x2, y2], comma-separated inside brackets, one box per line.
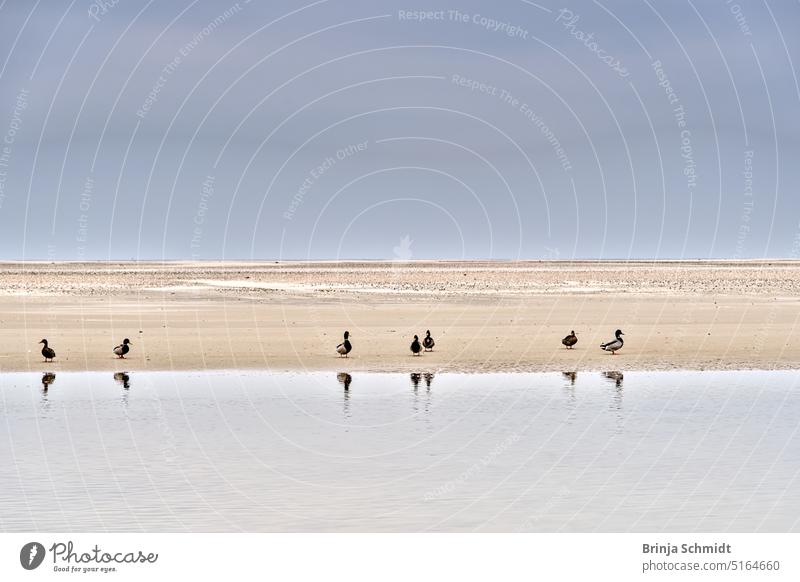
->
[1, 260, 799, 373]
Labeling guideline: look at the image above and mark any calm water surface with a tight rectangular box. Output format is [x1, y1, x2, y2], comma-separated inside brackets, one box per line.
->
[1, 370, 798, 532]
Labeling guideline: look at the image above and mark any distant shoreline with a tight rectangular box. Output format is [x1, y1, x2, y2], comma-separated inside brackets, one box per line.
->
[1, 258, 798, 264]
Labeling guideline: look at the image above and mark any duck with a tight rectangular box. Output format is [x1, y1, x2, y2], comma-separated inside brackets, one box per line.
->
[410, 335, 422, 356]
[336, 331, 352, 358]
[39, 339, 56, 362]
[562, 330, 578, 349]
[113, 338, 131, 359]
[422, 330, 435, 351]
[600, 329, 624, 355]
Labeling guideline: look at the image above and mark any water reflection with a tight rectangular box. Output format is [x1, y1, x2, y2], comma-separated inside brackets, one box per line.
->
[410, 373, 435, 391]
[561, 371, 577, 408]
[337, 373, 352, 391]
[337, 373, 352, 419]
[114, 372, 131, 407]
[4, 369, 799, 532]
[409, 373, 435, 418]
[422, 373, 434, 419]
[603, 372, 624, 430]
[40, 373, 56, 412]
[41, 372, 56, 391]
[603, 371, 624, 388]
[114, 372, 131, 389]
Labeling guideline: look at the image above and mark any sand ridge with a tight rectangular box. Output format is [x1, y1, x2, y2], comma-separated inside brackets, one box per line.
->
[1, 260, 798, 372]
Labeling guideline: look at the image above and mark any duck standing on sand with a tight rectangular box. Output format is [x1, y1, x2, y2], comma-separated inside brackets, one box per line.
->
[600, 329, 625, 355]
[410, 335, 422, 356]
[422, 330, 435, 352]
[113, 338, 132, 359]
[39, 339, 56, 362]
[562, 331, 578, 349]
[336, 331, 352, 358]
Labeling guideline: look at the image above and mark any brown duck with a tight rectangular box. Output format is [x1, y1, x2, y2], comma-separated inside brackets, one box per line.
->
[39, 339, 55, 362]
[562, 331, 578, 349]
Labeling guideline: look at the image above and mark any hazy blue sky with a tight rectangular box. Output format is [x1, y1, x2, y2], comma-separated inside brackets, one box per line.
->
[0, 0, 798, 260]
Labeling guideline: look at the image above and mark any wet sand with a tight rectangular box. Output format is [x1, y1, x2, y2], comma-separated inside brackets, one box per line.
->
[1, 260, 799, 372]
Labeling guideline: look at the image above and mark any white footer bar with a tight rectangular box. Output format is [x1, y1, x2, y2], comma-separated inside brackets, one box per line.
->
[1, 533, 797, 581]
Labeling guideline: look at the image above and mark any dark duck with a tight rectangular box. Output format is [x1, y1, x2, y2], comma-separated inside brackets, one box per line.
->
[410, 335, 422, 356]
[113, 338, 131, 359]
[562, 331, 578, 349]
[39, 339, 56, 362]
[336, 331, 352, 358]
[422, 330, 435, 352]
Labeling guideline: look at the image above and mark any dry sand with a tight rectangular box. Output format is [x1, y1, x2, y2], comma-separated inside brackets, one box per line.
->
[1, 260, 799, 372]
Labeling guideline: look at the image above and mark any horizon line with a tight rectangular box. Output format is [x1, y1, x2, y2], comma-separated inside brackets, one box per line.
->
[1, 258, 798, 264]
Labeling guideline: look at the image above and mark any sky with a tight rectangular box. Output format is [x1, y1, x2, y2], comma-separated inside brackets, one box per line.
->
[0, 0, 798, 260]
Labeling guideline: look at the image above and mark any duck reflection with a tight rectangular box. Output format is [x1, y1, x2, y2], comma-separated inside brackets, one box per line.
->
[410, 373, 422, 390]
[41, 372, 56, 392]
[603, 372, 624, 426]
[337, 373, 352, 420]
[422, 373, 435, 418]
[561, 371, 577, 406]
[337, 372, 352, 391]
[40, 372, 55, 412]
[114, 372, 131, 389]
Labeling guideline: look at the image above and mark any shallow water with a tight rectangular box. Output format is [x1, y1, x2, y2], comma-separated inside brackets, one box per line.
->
[1, 369, 798, 532]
